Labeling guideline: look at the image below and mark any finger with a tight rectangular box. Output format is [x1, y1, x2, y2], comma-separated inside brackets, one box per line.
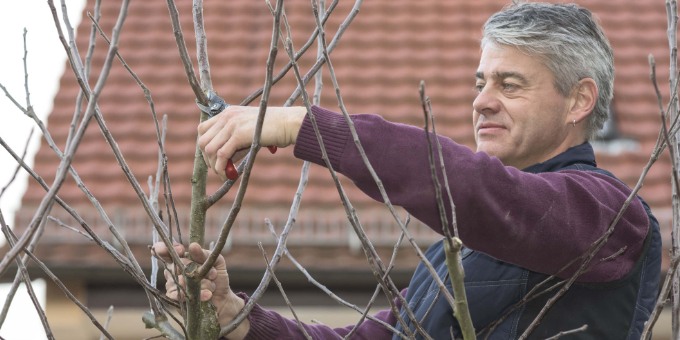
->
[200, 279, 216, 292]
[164, 269, 173, 281]
[214, 140, 243, 181]
[188, 243, 209, 264]
[151, 242, 185, 263]
[205, 124, 237, 174]
[197, 114, 220, 135]
[201, 290, 213, 301]
[199, 119, 230, 161]
[207, 268, 217, 281]
[167, 289, 179, 301]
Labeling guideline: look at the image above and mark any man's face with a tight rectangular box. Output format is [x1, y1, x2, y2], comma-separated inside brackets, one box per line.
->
[473, 44, 573, 169]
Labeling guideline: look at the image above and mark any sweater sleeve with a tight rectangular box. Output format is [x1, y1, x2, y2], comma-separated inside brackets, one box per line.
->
[293, 105, 650, 283]
[234, 290, 405, 340]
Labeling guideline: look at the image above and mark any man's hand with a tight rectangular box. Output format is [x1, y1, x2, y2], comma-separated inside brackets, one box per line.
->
[197, 106, 306, 181]
[151, 242, 250, 340]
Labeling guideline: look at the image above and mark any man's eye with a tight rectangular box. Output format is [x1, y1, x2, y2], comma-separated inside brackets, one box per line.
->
[474, 84, 484, 93]
[504, 83, 518, 91]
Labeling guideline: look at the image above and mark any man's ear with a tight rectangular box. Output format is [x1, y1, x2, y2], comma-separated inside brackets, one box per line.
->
[568, 78, 598, 126]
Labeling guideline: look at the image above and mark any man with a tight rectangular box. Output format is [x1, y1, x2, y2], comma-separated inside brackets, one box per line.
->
[155, 2, 661, 339]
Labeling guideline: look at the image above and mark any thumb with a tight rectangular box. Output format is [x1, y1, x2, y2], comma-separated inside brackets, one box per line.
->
[188, 242, 209, 264]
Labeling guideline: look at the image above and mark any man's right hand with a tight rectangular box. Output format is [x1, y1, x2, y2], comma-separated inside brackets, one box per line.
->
[197, 106, 306, 181]
[152, 242, 251, 340]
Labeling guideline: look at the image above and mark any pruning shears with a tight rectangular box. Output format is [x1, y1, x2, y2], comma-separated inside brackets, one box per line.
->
[197, 91, 277, 181]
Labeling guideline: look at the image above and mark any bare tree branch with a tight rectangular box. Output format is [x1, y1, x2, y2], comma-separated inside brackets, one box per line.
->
[0, 211, 54, 340]
[197, 0, 284, 279]
[88, 14, 182, 246]
[163, 0, 208, 105]
[99, 306, 114, 340]
[46, 0, 185, 276]
[22, 28, 31, 109]
[3, 227, 116, 340]
[0, 0, 130, 278]
[239, 0, 339, 107]
[259, 243, 313, 340]
[0, 136, 180, 309]
[221, 149, 310, 337]
[543, 325, 588, 340]
[205, 153, 250, 207]
[420, 82, 475, 339]
[264, 218, 408, 340]
[278, 17, 419, 339]
[67, 0, 101, 150]
[0, 127, 33, 199]
[284, 0, 364, 106]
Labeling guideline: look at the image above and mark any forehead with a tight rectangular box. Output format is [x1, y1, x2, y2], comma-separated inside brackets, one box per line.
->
[475, 44, 551, 82]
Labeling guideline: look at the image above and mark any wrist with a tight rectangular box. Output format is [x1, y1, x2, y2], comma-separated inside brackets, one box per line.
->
[218, 292, 250, 340]
[285, 106, 307, 145]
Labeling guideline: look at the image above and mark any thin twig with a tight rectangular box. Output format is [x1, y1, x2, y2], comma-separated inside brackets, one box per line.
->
[25, 11, 166, 316]
[198, 0, 284, 279]
[426, 97, 459, 239]
[278, 18, 418, 340]
[4, 227, 116, 340]
[344, 217, 409, 340]
[0, 211, 54, 340]
[239, 0, 339, 107]
[22, 28, 31, 109]
[88, 13, 182, 247]
[265, 218, 407, 340]
[519, 119, 670, 339]
[543, 325, 588, 340]
[48, 0, 184, 278]
[420, 83, 475, 339]
[205, 154, 250, 207]
[163, 0, 208, 105]
[0, 136, 180, 310]
[0, 127, 33, 199]
[259, 243, 313, 340]
[0, 0, 131, 279]
[221, 153, 311, 336]
[99, 306, 114, 340]
[67, 0, 101, 150]
[0, 205, 48, 328]
[284, 0, 365, 106]
[480, 246, 626, 338]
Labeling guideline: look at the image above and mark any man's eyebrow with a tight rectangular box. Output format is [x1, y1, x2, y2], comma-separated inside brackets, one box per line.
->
[474, 71, 529, 85]
[495, 71, 529, 84]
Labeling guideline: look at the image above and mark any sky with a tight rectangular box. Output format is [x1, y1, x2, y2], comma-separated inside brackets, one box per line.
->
[0, 0, 87, 338]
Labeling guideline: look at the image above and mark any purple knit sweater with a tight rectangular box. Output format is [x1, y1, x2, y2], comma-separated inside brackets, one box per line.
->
[234, 105, 649, 340]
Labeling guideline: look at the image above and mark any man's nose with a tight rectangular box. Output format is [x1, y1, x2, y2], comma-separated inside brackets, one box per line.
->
[472, 86, 502, 115]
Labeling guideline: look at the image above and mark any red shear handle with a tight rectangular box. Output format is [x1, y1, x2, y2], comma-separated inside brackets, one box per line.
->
[225, 158, 239, 180]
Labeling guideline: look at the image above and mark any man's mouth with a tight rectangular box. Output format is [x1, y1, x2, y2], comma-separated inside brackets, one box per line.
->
[477, 122, 506, 133]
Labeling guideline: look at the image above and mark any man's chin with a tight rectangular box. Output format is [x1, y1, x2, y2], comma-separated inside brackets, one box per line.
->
[476, 142, 505, 158]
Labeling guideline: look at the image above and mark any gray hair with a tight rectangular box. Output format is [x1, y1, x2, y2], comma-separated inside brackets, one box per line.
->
[481, 2, 614, 141]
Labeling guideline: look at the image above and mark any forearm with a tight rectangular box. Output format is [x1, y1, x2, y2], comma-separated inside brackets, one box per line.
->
[292, 105, 649, 282]
[225, 291, 403, 340]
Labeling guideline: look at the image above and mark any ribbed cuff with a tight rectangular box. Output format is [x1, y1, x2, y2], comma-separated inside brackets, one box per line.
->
[235, 292, 281, 340]
[293, 105, 351, 171]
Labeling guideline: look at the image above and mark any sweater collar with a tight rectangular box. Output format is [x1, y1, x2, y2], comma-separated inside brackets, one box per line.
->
[521, 142, 597, 174]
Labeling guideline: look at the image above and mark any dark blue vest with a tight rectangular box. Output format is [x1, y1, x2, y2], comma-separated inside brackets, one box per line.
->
[393, 143, 661, 339]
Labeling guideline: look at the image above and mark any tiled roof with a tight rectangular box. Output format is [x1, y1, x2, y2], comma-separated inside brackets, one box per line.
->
[16, 0, 676, 270]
